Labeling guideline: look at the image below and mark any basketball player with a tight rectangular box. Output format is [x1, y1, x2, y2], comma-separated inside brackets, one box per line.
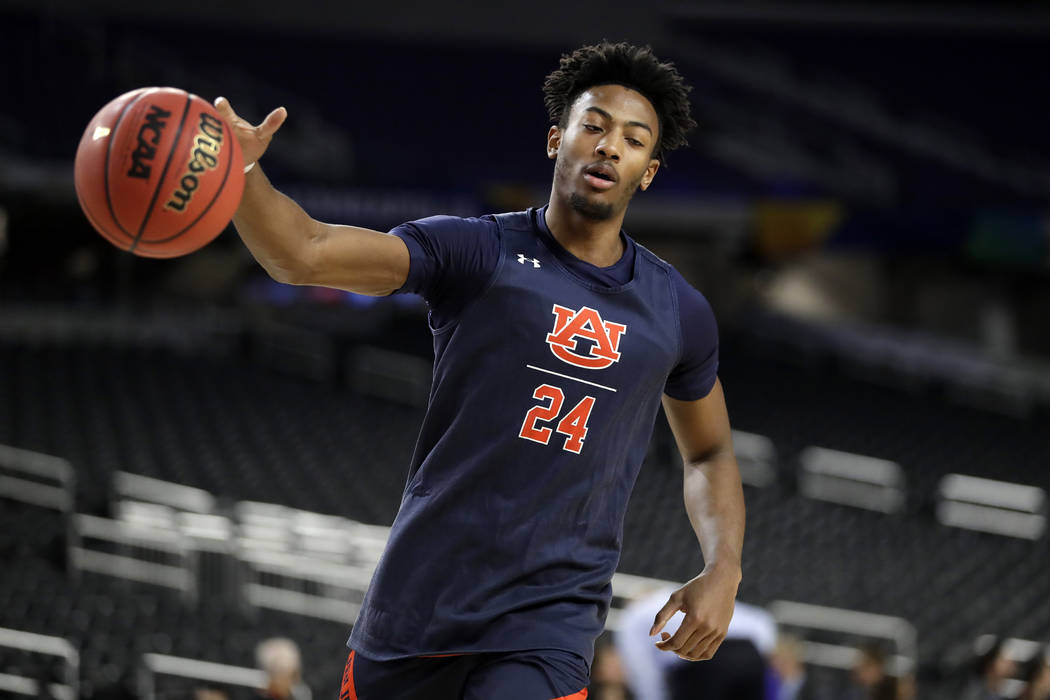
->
[216, 42, 745, 700]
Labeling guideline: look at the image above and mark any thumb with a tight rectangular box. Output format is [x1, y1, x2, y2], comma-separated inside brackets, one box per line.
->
[258, 106, 287, 139]
[650, 596, 681, 636]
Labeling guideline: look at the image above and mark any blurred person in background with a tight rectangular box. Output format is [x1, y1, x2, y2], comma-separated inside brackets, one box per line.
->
[895, 673, 916, 700]
[768, 635, 822, 700]
[256, 637, 310, 700]
[590, 634, 632, 700]
[843, 644, 895, 700]
[195, 685, 230, 700]
[616, 586, 773, 700]
[1018, 648, 1050, 700]
[960, 637, 1016, 700]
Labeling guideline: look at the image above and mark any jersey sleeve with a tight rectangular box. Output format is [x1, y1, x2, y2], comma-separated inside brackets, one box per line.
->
[664, 269, 719, 401]
[390, 215, 501, 328]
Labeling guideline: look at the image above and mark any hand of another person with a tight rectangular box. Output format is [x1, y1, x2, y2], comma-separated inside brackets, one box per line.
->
[213, 97, 287, 169]
[649, 566, 739, 661]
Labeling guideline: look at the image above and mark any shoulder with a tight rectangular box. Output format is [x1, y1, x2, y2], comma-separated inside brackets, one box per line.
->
[486, 209, 533, 232]
[390, 214, 503, 268]
[389, 213, 506, 303]
[396, 213, 500, 237]
[394, 211, 538, 246]
[670, 266, 715, 323]
[633, 241, 715, 324]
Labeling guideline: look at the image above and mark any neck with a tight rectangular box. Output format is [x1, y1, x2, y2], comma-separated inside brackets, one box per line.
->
[545, 191, 626, 268]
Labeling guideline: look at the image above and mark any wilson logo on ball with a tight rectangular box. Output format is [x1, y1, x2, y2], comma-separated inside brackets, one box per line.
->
[165, 112, 225, 212]
[76, 87, 245, 258]
[127, 104, 172, 180]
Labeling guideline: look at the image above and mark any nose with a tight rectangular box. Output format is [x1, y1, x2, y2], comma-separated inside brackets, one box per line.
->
[596, 136, 620, 162]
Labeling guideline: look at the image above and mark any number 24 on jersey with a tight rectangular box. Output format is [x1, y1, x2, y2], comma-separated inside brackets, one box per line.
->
[518, 384, 596, 454]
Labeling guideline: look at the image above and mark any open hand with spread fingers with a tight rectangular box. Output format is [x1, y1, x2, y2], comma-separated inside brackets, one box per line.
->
[213, 97, 287, 171]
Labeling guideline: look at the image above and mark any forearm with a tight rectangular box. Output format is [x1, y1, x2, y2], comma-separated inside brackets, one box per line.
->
[232, 165, 408, 295]
[232, 164, 318, 284]
[218, 99, 406, 295]
[683, 450, 745, 579]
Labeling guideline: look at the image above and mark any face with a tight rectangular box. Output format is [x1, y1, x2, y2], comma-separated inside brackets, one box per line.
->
[548, 84, 661, 221]
[990, 652, 1016, 681]
[852, 654, 884, 687]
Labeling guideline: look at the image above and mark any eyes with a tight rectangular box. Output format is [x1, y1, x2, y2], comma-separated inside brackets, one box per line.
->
[581, 123, 646, 148]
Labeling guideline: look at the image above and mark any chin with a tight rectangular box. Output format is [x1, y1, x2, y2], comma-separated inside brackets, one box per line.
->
[568, 192, 614, 221]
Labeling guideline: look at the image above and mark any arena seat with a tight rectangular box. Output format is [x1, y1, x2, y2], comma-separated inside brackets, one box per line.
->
[1, 336, 1047, 698]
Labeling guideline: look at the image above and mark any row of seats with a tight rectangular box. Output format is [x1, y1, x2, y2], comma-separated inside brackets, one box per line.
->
[0, 341, 416, 519]
[1, 337, 1048, 697]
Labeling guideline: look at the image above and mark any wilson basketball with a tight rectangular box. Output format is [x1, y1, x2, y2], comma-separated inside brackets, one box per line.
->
[74, 87, 245, 258]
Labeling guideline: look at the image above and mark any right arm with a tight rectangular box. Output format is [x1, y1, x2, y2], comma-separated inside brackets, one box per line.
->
[216, 97, 409, 296]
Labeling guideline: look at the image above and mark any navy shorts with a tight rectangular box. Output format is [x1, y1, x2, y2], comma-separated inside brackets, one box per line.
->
[339, 648, 590, 700]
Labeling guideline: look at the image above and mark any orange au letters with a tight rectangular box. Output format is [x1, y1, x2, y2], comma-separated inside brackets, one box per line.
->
[545, 304, 626, 370]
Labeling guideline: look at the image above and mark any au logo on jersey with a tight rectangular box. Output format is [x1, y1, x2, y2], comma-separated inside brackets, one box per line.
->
[545, 304, 627, 370]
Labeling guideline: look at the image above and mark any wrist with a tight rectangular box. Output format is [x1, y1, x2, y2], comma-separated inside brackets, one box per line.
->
[702, 559, 742, 584]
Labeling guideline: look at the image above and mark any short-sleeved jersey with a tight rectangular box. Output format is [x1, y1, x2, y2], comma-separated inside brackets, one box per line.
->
[348, 207, 718, 666]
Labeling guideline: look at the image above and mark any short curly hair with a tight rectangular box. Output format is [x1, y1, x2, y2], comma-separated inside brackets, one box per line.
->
[543, 41, 696, 163]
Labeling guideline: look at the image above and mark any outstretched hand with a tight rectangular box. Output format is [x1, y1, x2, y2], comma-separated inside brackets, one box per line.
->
[213, 97, 287, 169]
[650, 566, 739, 661]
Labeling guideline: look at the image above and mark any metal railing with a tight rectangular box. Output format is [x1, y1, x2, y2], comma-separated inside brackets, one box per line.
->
[771, 600, 918, 677]
[139, 653, 265, 700]
[0, 627, 79, 700]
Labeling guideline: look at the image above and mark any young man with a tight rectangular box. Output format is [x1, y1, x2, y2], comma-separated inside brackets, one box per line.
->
[217, 41, 745, 700]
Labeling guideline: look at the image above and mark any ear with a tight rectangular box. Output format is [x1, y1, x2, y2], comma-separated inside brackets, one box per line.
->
[547, 125, 561, 160]
[639, 157, 661, 191]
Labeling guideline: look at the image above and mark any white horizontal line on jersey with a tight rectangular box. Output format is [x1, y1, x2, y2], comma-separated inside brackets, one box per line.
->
[525, 364, 617, 392]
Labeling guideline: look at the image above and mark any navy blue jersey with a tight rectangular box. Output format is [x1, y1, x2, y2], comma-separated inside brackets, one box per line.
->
[348, 207, 718, 665]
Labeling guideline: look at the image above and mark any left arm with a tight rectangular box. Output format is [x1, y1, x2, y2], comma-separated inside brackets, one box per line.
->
[650, 378, 745, 661]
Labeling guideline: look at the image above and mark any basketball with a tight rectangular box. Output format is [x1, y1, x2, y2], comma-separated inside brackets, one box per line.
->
[74, 87, 245, 258]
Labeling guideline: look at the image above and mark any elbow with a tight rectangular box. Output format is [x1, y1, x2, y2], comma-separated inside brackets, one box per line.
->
[276, 221, 326, 286]
[683, 444, 734, 470]
[261, 256, 311, 286]
[256, 217, 323, 285]
[264, 238, 319, 286]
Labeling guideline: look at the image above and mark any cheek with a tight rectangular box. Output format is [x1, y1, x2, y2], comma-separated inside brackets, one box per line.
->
[552, 154, 575, 186]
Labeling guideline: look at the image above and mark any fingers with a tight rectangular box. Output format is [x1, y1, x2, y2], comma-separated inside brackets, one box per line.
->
[656, 624, 724, 661]
[213, 96, 239, 122]
[693, 631, 726, 661]
[683, 629, 725, 661]
[650, 597, 681, 636]
[258, 106, 288, 139]
[212, 97, 286, 136]
[656, 624, 704, 655]
[653, 610, 728, 661]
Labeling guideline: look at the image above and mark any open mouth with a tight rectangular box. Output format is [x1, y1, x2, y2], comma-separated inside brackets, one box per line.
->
[583, 163, 618, 190]
[584, 163, 618, 182]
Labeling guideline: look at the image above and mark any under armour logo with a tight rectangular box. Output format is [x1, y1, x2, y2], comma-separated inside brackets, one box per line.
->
[517, 253, 541, 268]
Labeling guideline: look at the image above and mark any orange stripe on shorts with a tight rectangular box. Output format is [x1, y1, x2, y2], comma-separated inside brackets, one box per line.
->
[339, 650, 357, 700]
[551, 689, 588, 700]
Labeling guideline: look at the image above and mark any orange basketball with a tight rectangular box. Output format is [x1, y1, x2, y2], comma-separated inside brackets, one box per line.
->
[74, 87, 245, 258]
